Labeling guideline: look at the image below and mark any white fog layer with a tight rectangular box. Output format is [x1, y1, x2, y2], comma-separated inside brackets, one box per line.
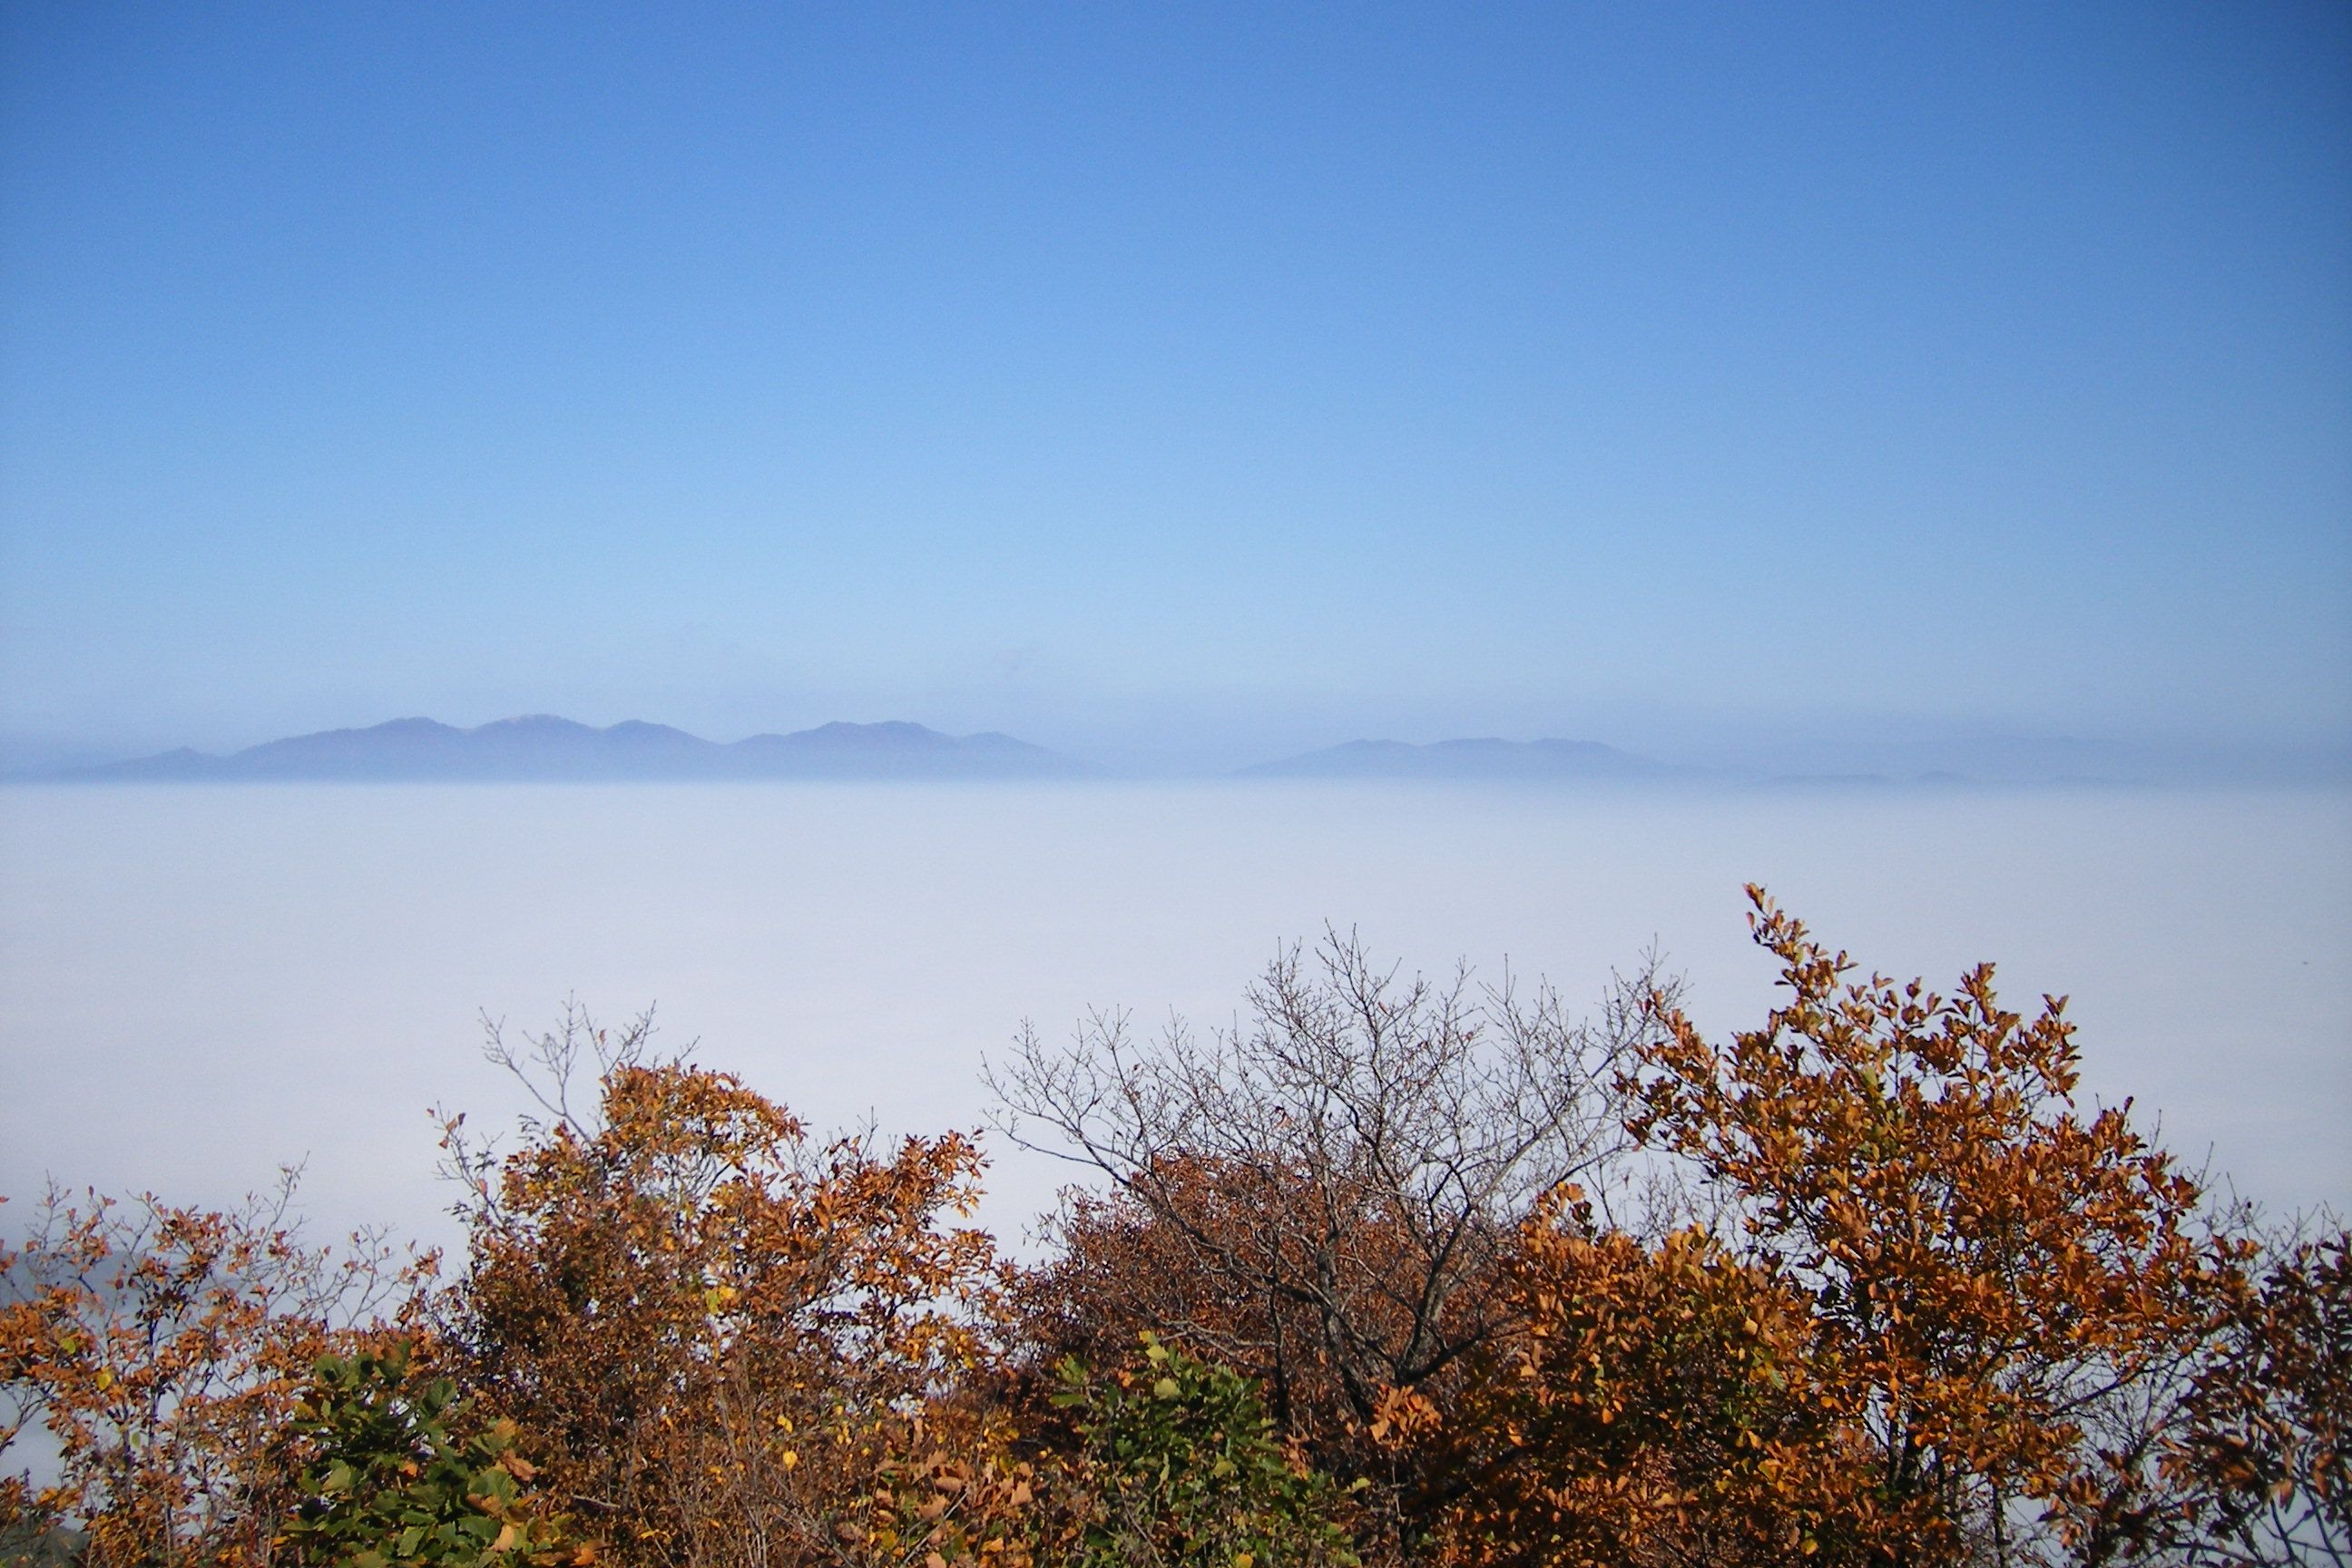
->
[4, 783, 2347, 1259]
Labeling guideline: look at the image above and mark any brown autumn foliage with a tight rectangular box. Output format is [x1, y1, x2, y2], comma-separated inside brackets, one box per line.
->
[436, 1008, 1035, 1568]
[1451, 886, 2233, 1568]
[1010, 1149, 1475, 1445]
[0, 1177, 425, 1565]
[1007, 1148, 1480, 1554]
[1426, 1186, 1831, 1568]
[4, 894, 2347, 1568]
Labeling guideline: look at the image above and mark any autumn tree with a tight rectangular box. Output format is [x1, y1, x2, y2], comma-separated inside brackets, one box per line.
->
[988, 928, 1655, 1550]
[1428, 1185, 1831, 1568]
[2161, 1221, 2350, 1565]
[0, 1177, 425, 1566]
[1611, 887, 2230, 1567]
[437, 1006, 1034, 1568]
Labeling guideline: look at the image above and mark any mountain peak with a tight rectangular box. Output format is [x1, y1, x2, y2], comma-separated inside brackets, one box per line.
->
[474, 713, 593, 732]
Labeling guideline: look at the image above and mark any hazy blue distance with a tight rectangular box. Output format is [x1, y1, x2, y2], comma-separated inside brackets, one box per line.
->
[3, 4, 2348, 773]
[58, 714, 1092, 781]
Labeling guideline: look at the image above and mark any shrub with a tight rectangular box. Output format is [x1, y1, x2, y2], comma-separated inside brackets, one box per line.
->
[1050, 1332, 1359, 1568]
[0, 1179, 422, 1566]
[279, 1345, 588, 1566]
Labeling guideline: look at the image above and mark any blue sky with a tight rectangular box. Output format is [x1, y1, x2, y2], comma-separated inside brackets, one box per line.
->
[3, 2, 2347, 771]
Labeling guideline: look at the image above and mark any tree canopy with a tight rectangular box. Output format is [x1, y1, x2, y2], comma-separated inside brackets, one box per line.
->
[4, 892, 2341, 1568]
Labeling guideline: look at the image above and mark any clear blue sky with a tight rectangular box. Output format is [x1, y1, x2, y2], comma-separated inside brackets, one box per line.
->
[4, 2, 2347, 770]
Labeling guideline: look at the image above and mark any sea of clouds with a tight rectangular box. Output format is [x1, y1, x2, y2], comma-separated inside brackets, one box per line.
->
[4, 780, 2347, 1262]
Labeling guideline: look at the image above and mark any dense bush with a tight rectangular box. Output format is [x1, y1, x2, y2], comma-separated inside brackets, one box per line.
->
[3, 893, 2344, 1567]
[1050, 1332, 1359, 1568]
[279, 1346, 585, 1566]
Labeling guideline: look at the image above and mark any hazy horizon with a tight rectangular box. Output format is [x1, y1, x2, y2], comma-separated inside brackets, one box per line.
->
[13, 706, 2351, 787]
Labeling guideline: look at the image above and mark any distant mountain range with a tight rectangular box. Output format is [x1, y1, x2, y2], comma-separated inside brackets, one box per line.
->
[33, 719, 2337, 788]
[51, 716, 1091, 782]
[1236, 736, 1703, 782]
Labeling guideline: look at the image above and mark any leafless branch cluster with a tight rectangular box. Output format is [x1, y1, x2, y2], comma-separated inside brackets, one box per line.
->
[986, 928, 1668, 1436]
